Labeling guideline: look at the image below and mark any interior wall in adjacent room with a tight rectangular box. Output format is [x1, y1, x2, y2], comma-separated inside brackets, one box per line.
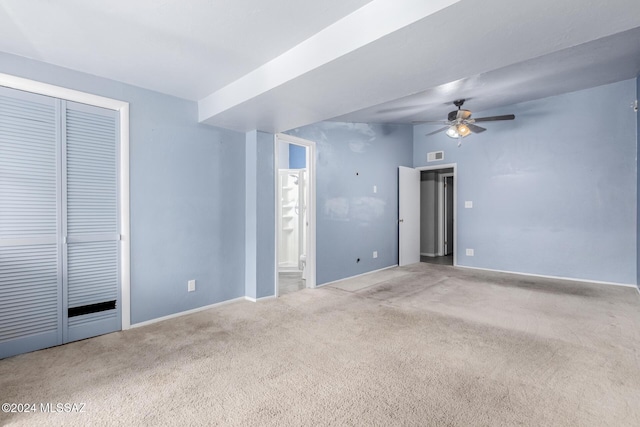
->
[289, 143, 306, 169]
[278, 140, 290, 169]
[420, 172, 438, 256]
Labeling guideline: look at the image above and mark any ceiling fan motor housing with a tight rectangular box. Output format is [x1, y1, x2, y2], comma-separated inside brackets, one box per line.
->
[449, 99, 469, 121]
[448, 109, 472, 121]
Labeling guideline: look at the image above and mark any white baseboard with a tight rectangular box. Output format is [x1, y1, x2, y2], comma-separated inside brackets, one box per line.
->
[456, 265, 637, 289]
[317, 264, 399, 287]
[130, 297, 246, 328]
[420, 252, 437, 257]
[245, 295, 276, 303]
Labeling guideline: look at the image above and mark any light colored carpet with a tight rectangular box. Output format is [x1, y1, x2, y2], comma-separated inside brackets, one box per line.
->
[1, 263, 640, 426]
[328, 267, 411, 292]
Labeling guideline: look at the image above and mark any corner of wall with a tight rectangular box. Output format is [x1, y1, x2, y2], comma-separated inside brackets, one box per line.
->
[244, 131, 258, 299]
[636, 75, 639, 290]
[243, 130, 276, 300]
[256, 131, 276, 298]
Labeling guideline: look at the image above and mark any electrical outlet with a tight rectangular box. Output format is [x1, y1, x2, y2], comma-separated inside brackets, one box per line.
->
[465, 249, 474, 256]
[465, 201, 473, 208]
[373, 251, 378, 258]
[188, 279, 196, 292]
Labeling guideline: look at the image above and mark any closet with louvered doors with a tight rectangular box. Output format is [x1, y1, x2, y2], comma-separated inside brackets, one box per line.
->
[0, 86, 121, 359]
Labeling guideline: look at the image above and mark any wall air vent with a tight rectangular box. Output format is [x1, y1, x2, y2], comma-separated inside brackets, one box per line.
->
[427, 151, 444, 162]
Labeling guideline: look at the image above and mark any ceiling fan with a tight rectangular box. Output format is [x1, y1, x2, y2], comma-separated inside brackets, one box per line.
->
[415, 99, 515, 146]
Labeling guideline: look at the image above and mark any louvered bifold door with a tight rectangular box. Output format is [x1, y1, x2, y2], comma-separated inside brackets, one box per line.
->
[0, 87, 62, 359]
[63, 101, 120, 343]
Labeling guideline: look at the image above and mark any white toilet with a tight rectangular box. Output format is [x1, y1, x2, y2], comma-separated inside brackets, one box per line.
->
[299, 254, 307, 281]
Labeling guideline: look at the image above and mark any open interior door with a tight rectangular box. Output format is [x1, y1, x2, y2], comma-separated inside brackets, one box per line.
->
[398, 166, 420, 266]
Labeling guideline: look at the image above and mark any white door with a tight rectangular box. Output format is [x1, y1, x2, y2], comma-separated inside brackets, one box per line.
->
[0, 88, 120, 359]
[398, 166, 421, 266]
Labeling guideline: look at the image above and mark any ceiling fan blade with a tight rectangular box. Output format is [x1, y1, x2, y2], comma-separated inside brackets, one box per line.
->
[467, 124, 486, 133]
[473, 114, 515, 122]
[425, 126, 449, 136]
[412, 120, 449, 124]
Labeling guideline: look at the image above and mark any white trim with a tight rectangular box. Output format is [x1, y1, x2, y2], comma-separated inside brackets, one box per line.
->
[198, 0, 459, 127]
[439, 172, 454, 257]
[130, 297, 246, 328]
[0, 73, 132, 330]
[317, 265, 398, 287]
[245, 295, 277, 303]
[0, 73, 127, 110]
[456, 265, 637, 289]
[274, 133, 317, 296]
[437, 175, 445, 256]
[119, 104, 131, 329]
[273, 136, 280, 298]
[421, 252, 437, 257]
[416, 164, 457, 267]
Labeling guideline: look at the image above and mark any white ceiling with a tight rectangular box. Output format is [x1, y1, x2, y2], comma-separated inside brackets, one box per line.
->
[0, 0, 373, 99]
[1, 0, 639, 133]
[335, 26, 640, 124]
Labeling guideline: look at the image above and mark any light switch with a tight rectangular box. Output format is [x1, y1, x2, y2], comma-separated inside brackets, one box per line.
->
[373, 185, 377, 193]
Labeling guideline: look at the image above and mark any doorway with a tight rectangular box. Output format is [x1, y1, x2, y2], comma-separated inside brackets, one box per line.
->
[420, 168, 454, 266]
[274, 134, 316, 296]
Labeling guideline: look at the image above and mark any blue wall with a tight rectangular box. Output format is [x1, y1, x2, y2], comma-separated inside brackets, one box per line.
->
[415, 79, 637, 285]
[289, 144, 306, 169]
[244, 131, 257, 299]
[244, 130, 275, 300]
[0, 52, 247, 324]
[288, 123, 413, 285]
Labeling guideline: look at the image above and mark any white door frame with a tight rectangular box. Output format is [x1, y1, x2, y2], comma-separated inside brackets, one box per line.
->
[438, 172, 454, 256]
[417, 163, 457, 267]
[274, 133, 316, 296]
[0, 73, 131, 329]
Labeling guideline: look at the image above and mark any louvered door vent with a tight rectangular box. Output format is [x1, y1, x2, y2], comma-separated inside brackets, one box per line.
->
[68, 300, 116, 318]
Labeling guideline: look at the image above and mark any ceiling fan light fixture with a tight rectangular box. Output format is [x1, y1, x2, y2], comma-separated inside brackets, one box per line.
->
[421, 100, 515, 143]
[457, 124, 471, 137]
[445, 126, 459, 138]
